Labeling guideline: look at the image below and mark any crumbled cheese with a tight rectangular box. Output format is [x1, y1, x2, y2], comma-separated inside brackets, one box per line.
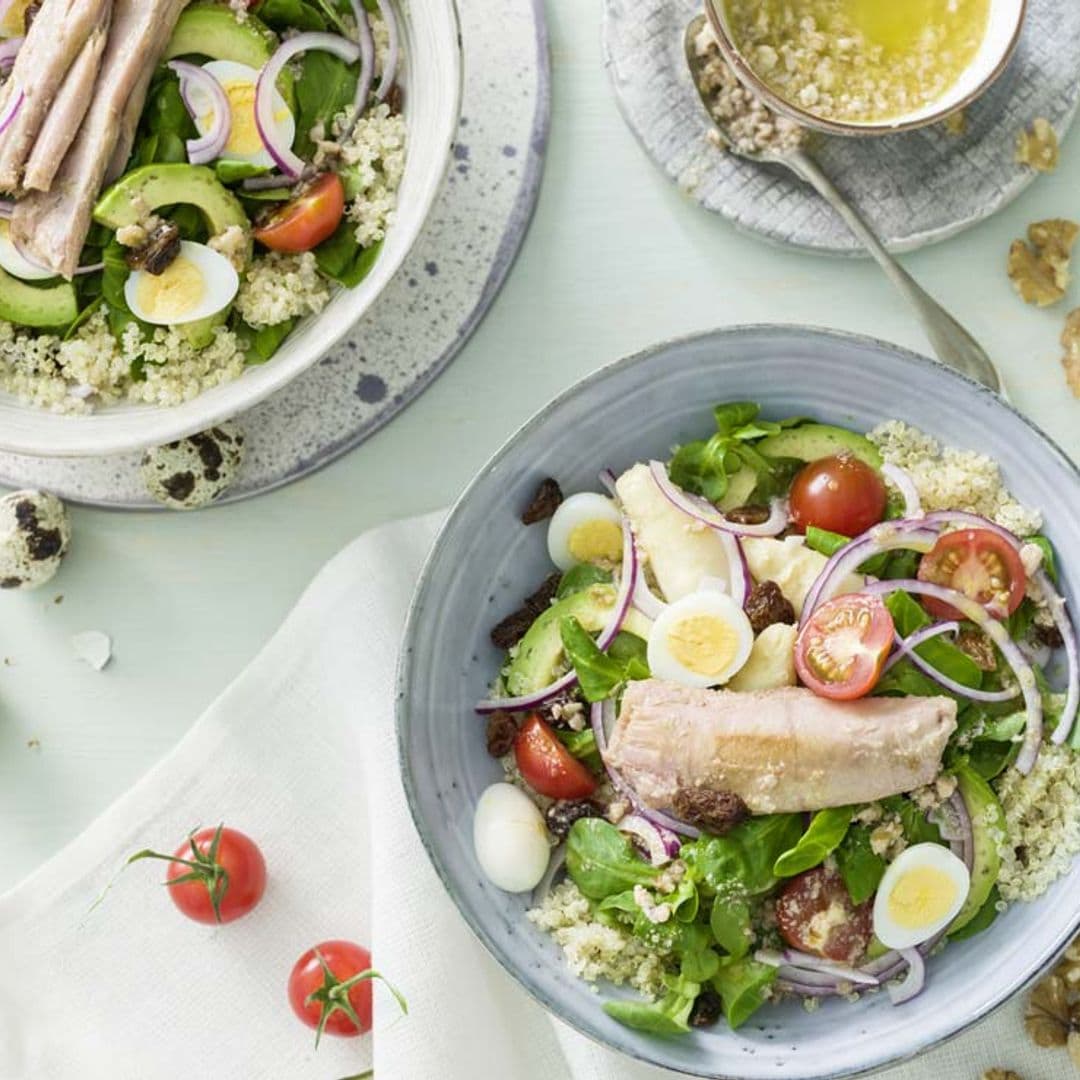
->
[870, 816, 906, 858]
[227, 0, 250, 23]
[208, 225, 250, 273]
[997, 741, 1080, 902]
[633, 885, 672, 925]
[869, 420, 1043, 537]
[527, 881, 671, 998]
[235, 252, 331, 329]
[116, 223, 148, 248]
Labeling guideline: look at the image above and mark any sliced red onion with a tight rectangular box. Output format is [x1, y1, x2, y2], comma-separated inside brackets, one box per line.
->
[168, 60, 232, 166]
[648, 461, 788, 537]
[863, 578, 1042, 773]
[598, 468, 618, 497]
[345, 0, 375, 130]
[637, 806, 701, 839]
[884, 621, 959, 672]
[715, 529, 749, 606]
[372, 0, 400, 102]
[761, 948, 880, 987]
[256, 32, 361, 179]
[775, 975, 849, 997]
[0, 86, 23, 138]
[887, 948, 926, 1005]
[476, 521, 638, 714]
[881, 463, 923, 519]
[931, 789, 974, 870]
[618, 814, 680, 865]
[800, 520, 940, 626]
[920, 509, 1022, 541]
[632, 574, 666, 619]
[0, 36, 22, 76]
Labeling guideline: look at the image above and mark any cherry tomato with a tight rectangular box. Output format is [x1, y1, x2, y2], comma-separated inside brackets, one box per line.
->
[130, 824, 267, 924]
[514, 714, 597, 800]
[288, 940, 376, 1042]
[788, 454, 887, 537]
[776, 866, 873, 964]
[253, 173, 345, 253]
[795, 594, 894, 700]
[917, 528, 1026, 621]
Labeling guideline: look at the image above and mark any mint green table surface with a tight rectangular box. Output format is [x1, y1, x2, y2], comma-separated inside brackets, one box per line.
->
[1, 0, 1077, 890]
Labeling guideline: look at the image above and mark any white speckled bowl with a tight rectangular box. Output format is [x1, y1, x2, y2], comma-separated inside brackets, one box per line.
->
[0, 0, 462, 458]
[398, 326, 1080, 1079]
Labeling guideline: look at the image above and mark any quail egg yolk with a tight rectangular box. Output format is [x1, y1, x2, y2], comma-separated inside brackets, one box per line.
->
[567, 520, 623, 564]
[207, 80, 273, 158]
[667, 615, 740, 678]
[887, 865, 959, 930]
[135, 257, 206, 323]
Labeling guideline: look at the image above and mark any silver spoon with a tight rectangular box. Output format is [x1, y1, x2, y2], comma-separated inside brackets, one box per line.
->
[684, 14, 1004, 396]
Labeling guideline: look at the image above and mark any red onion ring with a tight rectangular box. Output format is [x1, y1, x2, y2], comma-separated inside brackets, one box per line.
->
[618, 814, 681, 865]
[0, 35, 22, 76]
[888, 948, 926, 1005]
[372, 0, 400, 103]
[168, 61, 232, 166]
[648, 460, 788, 537]
[343, 0, 375, 135]
[756, 949, 879, 987]
[631, 574, 666, 619]
[881, 462, 923, 519]
[256, 32, 361, 179]
[475, 520, 638, 714]
[862, 578, 1042, 773]
[884, 621, 959, 672]
[933, 789, 974, 870]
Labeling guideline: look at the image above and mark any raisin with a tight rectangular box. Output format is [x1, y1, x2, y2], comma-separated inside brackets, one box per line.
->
[485, 711, 518, 758]
[521, 478, 563, 525]
[744, 580, 795, 635]
[490, 572, 563, 649]
[525, 572, 561, 614]
[1034, 622, 1065, 649]
[545, 800, 598, 840]
[126, 222, 182, 275]
[689, 989, 723, 1027]
[723, 504, 770, 525]
[672, 788, 748, 835]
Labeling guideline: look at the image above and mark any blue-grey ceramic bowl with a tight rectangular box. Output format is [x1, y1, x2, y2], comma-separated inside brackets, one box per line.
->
[396, 326, 1080, 1078]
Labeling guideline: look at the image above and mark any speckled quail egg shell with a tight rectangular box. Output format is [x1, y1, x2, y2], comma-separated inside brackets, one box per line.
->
[546, 492, 623, 571]
[141, 423, 245, 510]
[124, 241, 239, 326]
[0, 489, 71, 590]
[473, 783, 552, 893]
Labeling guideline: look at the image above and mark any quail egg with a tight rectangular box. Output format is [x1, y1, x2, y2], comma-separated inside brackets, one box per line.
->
[546, 492, 623, 571]
[124, 241, 239, 326]
[141, 423, 245, 510]
[0, 489, 71, 590]
[872, 842, 971, 950]
[646, 588, 754, 688]
[473, 782, 551, 893]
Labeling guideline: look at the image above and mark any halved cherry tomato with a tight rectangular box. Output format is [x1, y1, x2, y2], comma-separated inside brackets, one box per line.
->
[795, 594, 895, 700]
[129, 824, 267, 925]
[776, 866, 873, 964]
[917, 528, 1026, 621]
[253, 172, 345, 253]
[514, 714, 597, 800]
[789, 454, 887, 537]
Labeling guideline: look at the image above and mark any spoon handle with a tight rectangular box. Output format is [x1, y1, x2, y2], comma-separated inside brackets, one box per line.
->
[784, 149, 1003, 395]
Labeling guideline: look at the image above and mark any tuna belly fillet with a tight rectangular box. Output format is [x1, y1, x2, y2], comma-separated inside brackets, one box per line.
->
[604, 680, 957, 814]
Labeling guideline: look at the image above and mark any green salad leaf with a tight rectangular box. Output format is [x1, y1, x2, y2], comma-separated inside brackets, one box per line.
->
[603, 991, 697, 1036]
[773, 806, 853, 878]
[559, 617, 649, 703]
[835, 824, 887, 905]
[556, 728, 601, 772]
[254, 0, 330, 32]
[709, 897, 751, 959]
[1028, 535, 1058, 584]
[292, 49, 358, 160]
[711, 959, 777, 1029]
[315, 226, 382, 288]
[682, 815, 802, 898]
[565, 819, 658, 900]
[877, 591, 982, 691]
[556, 563, 612, 600]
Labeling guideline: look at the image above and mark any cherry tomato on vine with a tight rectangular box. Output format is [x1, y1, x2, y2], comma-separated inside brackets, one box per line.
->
[128, 824, 267, 925]
[788, 454, 887, 537]
[916, 528, 1027, 621]
[795, 593, 895, 700]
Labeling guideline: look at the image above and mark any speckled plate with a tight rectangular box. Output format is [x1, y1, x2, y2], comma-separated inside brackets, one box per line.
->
[0, 0, 549, 508]
[603, 0, 1080, 255]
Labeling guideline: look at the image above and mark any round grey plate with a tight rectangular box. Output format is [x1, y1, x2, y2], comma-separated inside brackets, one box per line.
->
[603, 0, 1080, 255]
[0, 0, 550, 508]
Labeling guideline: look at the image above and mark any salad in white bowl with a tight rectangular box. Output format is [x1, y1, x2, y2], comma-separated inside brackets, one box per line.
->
[472, 401, 1080, 1037]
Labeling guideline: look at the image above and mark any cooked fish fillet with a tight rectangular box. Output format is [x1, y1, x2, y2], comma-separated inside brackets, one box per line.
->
[11, 0, 188, 278]
[0, 0, 111, 192]
[604, 680, 957, 814]
[104, 59, 153, 185]
[22, 2, 112, 192]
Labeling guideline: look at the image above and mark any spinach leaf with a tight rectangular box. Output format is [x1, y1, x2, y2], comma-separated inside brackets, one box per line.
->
[254, 0, 329, 32]
[835, 824, 886, 905]
[215, 161, 271, 185]
[293, 49, 358, 159]
[1029, 535, 1058, 584]
[565, 819, 658, 900]
[1006, 597, 1037, 641]
[874, 658, 952, 699]
[315, 225, 382, 288]
[963, 711, 1023, 780]
[711, 959, 777, 1029]
[230, 315, 297, 365]
[709, 896, 751, 959]
[603, 991, 696, 1036]
[948, 885, 1000, 941]
[559, 616, 649, 703]
[881, 795, 942, 846]
[882, 591, 982, 689]
[556, 563, 612, 600]
[101, 238, 148, 345]
[682, 814, 803, 898]
[773, 806, 853, 878]
[607, 632, 648, 670]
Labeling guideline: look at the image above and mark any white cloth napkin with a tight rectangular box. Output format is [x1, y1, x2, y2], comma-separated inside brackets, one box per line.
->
[1, 512, 1074, 1080]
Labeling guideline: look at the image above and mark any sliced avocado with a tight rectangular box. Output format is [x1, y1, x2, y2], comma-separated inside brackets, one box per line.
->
[948, 764, 1005, 935]
[718, 466, 759, 511]
[757, 424, 883, 469]
[0, 268, 78, 328]
[93, 165, 253, 268]
[164, 3, 294, 106]
[176, 310, 229, 350]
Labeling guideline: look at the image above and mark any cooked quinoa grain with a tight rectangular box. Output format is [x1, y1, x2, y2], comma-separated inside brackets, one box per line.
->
[235, 252, 331, 329]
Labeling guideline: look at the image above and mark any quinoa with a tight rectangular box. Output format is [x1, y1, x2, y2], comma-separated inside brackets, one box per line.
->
[235, 252, 331, 329]
[527, 880, 672, 998]
[869, 420, 1043, 537]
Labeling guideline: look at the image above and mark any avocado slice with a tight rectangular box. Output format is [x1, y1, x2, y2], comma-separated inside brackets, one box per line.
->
[502, 584, 651, 697]
[164, 4, 295, 108]
[0, 267, 78, 329]
[718, 465, 759, 511]
[948, 764, 1005, 935]
[93, 164, 253, 268]
[756, 424, 883, 469]
[176, 310, 229, 350]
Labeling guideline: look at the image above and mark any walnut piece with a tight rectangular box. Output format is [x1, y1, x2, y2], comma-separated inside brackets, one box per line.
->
[1061, 309, 1080, 398]
[1015, 117, 1060, 172]
[1025, 973, 1079, 1048]
[1007, 219, 1079, 307]
[982, 1070, 1021, 1080]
